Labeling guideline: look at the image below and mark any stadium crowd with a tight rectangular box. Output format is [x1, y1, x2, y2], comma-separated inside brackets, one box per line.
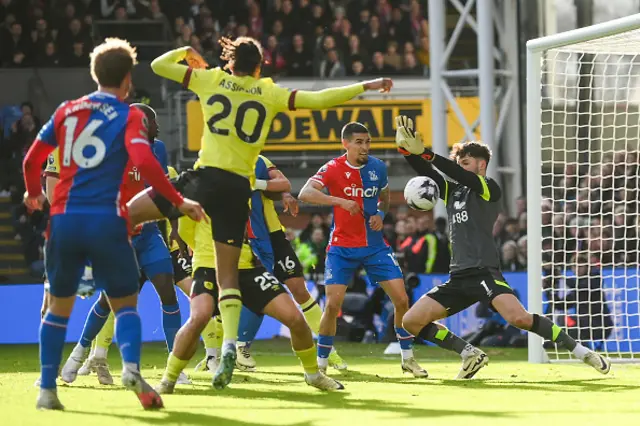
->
[0, 0, 430, 76]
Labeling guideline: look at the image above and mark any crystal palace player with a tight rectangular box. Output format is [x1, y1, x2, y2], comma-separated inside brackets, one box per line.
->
[22, 38, 204, 410]
[147, 37, 392, 389]
[394, 115, 611, 378]
[299, 122, 428, 377]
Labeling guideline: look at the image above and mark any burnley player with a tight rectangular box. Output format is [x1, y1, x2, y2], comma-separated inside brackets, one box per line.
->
[298, 122, 427, 377]
[394, 115, 611, 378]
[22, 38, 204, 410]
[147, 37, 392, 389]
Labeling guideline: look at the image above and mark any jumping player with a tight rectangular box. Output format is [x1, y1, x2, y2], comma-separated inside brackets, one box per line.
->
[298, 122, 428, 378]
[145, 37, 393, 389]
[394, 115, 611, 378]
[22, 38, 204, 410]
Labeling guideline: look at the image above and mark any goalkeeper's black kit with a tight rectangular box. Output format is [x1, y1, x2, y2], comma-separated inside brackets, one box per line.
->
[403, 153, 516, 315]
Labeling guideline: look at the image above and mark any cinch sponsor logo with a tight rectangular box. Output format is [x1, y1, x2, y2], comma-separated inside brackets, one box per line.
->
[344, 185, 378, 198]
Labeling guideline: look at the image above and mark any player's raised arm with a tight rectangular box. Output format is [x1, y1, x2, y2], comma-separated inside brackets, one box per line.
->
[291, 78, 393, 111]
[150, 47, 208, 86]
[395, 115, 447, 198]
[124, 108, 205, 221]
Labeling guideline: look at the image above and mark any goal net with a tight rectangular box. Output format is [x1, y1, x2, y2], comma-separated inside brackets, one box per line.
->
[527, 15, 640, 363]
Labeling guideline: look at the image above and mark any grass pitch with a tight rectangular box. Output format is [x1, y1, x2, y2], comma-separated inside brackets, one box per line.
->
[1, 340, 639, 426]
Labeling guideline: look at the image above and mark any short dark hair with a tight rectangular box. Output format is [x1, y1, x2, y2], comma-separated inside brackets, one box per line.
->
[90, 38, 137, 88]
[219, 36, 263, 75]
[130, 103, 156, 121]
[450, 141, 492, 164]
[341, 122, 369, 140]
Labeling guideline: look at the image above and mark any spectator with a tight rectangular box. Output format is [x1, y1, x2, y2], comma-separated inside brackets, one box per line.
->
[408, 0, 428, 42]
[374, 0, 393, 26]
[369, 51, 395, 75]
[517, 235, 527, 268]
[416, 35, 429, 70]
[403, 52, 422, 75]
[175, 23, 192, 48]
[65, 41, 89, 66]
[300, 212, 329, 243]
[319, 48, 346, 78]
[346, 34, 368, 71]
[501, 240, 524, 272]
[37, 41, 60, 66]
[388, 8, 413, 46]
[286, 33, 312, 77]
[383, 41, 402, 72]
[3, 21, 31, 67]
[262, 34, 287, 77]
[349, 59, 365, 77]
[247, 0, 263, 40]
[362, 15, 387, 55]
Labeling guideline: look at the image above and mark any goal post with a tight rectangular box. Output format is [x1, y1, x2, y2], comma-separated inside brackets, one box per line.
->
[527, 14, 640, 364]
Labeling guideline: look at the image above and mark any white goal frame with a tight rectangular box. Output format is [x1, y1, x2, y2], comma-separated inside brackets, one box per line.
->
[527, 14, 640, 364]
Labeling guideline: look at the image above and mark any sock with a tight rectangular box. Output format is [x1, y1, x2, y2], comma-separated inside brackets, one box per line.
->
[395, 327, 414, 360]
[219, 288, 242, 347]
[419, 323, 471, 355]
[40, 313, 69, 389]
[214, 317, 223, 349]
[78, 301, 110, 349]
[295, 345, 319, 376]
[530, 314, 577, 351]
[238, 305, 264, 344]
[114, 306, 142, 369]
[317, 335, 333, 369]
[161, 303, 182, 352]
[300, 297, 322, 334]
[163, 353, 189, 383]
[206, 347, 218, 358]
[572, 343, 590, 360]
[201, 318, 219, 351]
[94, 313, 114, 359]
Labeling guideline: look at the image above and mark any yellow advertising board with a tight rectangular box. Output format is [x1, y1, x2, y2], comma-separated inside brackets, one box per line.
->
[186, 98, 481, 152]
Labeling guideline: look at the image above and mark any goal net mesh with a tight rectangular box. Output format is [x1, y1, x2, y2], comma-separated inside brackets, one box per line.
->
[540, 29, 640, 361]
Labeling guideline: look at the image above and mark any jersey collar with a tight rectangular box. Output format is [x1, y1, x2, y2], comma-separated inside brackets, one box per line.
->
[342, 154, 365, 170]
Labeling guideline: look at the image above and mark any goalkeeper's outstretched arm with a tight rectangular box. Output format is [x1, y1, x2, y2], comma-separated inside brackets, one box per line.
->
[430, 154, 502, 202]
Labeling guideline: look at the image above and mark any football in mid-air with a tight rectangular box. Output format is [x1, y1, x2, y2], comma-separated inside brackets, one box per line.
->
[404, 176, 440, 211]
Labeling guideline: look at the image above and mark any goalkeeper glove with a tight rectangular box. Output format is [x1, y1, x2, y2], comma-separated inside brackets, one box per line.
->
[394, 115, 434, 160]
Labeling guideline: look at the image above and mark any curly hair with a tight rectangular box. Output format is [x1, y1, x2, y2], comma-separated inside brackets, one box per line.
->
[450, 141, 492, 164]
[219, 36, 263, 75]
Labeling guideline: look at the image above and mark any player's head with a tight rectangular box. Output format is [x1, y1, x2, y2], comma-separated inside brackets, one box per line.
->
[90, 38, 137, 98]
[219, 36, 263, 78]
[341, 122, 371, 165]
[450, 141, 492, 175]
[131, 103, 158, 140]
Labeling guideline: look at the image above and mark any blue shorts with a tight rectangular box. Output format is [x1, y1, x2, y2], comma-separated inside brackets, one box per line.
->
[132, 224, 173, 279]
[45, 214, 139, 298]
[325, 245, 403, 285]
[249, 238, 275, 273]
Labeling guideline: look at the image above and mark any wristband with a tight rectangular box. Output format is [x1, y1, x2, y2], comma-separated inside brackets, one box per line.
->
[376, 210, 385, 220]
[254, 179, 268, 191]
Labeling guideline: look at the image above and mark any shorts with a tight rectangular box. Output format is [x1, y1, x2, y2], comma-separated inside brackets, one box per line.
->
[191, 266, 287, 315]
[151, 167, 251, 248]
[425, 267, 515, 316]
[325, 245, 403, 285]
[46, 214, 139, 298]
[252, 230, 304, 282]
[171, 249, 193, 283]
[132, 224, 173, 279]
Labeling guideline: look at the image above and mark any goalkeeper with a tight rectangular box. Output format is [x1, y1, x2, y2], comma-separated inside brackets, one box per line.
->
[394, 115, 611, 378]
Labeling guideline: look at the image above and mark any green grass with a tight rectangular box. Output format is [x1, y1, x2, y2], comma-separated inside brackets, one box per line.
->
[1, 340, 639, 425]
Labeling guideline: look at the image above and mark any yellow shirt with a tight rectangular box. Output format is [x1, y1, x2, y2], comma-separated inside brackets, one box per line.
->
[45, 147, 60, 176]
[256, 155, 284, 234]
[179, 215, 256, 271]
[165, 166, 180, 252]
[151, 47, 365, 179]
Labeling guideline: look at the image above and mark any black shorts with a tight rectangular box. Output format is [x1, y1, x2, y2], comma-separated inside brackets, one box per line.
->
[191, 266, 287, 315]
[270, 230, 304, 282]
[171, 250, 193, 283]
[425, 267, 515, 316]
[151, 167, 251, 248]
